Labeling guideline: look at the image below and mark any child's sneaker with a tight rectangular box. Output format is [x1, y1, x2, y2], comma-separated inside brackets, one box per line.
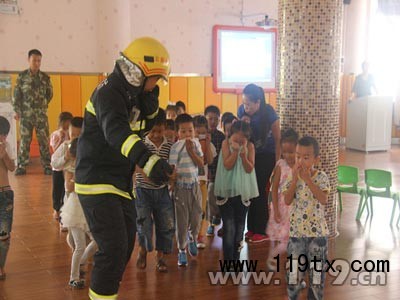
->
[206, 225, 215, 237]
[69, 280, 85, 289]
[178, 250, 188, 266]
[197, 235, 206, 249]
[14, 167, 26, 176]
[244, 231, 254, 240]
[188, 239, 198, 256]
[211, 216, 221, 226]
[249, 233, 269, 243]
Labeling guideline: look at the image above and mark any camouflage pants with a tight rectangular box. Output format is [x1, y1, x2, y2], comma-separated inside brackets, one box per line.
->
[18, 114, 51, 168]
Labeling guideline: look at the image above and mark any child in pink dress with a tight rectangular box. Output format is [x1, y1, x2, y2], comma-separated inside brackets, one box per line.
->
[266, 128, 298, 270]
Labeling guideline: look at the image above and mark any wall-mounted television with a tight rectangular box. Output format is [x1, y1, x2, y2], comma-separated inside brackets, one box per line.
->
[212, 25, 277, 93]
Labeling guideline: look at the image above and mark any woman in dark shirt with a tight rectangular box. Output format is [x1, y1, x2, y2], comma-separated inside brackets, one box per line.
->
[352, 61, 377, 99]
[238, 84, 281, 243]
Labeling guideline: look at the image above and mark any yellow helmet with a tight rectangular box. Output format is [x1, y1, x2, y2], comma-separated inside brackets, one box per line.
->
[122, 37, 170, 81]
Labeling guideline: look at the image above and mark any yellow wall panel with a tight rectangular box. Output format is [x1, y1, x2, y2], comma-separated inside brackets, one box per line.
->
[61, 75, 82, 117]
[237, 94, 243, 111]
[10, 73, 18, 91]
[158, 82, 170, 109]
[222, 93, 238, 115]
[269, 93, 277, 109]
[204, 77, 221, 110]
[169, 77, 188, 108]
[187, 77, 205, 115]
[9, 73, 400, 142]
[264, 93, 270, 103]
[9, 74, 20, 140]
[48, 75, 62, 134]
[80, 75, 100, 115]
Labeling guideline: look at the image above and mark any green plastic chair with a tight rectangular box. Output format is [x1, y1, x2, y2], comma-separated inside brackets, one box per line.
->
[337, 165, 367, 220]
[363, 169, 399, 225]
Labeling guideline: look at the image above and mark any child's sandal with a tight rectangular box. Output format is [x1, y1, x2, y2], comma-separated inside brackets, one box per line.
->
[136, 251, 147, 270]
[69, 280, 85, 289]
[156, 258, 168, 273]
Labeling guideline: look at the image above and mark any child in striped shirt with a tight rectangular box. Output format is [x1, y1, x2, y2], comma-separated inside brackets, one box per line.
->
[169, 113, 204, 267]
[134, 109, 175, 273]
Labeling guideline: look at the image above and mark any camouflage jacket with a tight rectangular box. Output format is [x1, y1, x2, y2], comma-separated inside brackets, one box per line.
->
[12, 69, 53, 116]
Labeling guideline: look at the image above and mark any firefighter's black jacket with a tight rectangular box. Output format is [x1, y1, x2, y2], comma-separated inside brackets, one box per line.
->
[75, 64, 158, 200]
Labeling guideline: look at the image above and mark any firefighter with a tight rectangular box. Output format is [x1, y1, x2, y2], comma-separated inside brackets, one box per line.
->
[75, 37, 172, 299]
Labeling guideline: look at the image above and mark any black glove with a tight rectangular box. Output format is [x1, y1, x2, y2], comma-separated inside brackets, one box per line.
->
[142, 154, 172, 185]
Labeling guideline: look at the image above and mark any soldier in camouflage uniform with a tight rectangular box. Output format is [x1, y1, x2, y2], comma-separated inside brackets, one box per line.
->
[12, 49, 53, 175]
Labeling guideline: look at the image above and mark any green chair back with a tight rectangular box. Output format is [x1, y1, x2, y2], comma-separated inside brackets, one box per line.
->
[365, 169, 392, 197]
[337, 165, 359, 193]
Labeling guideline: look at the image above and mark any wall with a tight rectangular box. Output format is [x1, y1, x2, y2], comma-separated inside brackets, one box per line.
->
[0, 0, 100, 72]
[125, 0, 278, 75]
[342, 0, 371, 74]
[1, 0, 370, 75]
[1, 0, 278, 74]
[97, 0, 132, 72]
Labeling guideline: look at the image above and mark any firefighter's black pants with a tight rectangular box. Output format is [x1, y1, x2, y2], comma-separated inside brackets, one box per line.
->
[79, 193, 136, 296]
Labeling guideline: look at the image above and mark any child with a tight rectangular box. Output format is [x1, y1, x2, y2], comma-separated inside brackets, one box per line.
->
[166, 104, 178, 121]
[214, 114, 239, 238]
[165, 119, 177, 143]
[266, 128, 298, 270]
[204, 106, 225, 237]
[134, 109, 175, 272]
[176, 101, 186, 115]
[284, 136, 330, 299]
[222, 114, 238, 137]
[169, 113, 204, 266]
[50, 112, 73, 221]
[0, 116, 16, 280]
[193, 115, 217, 248]
[220, 112, 235, 131]
[50, 112, 73, 152]
[51, 117, 83, 231]
[60, 138, 97, 289]
[51, 117, 83, 174]
[214, 121, 258, 261]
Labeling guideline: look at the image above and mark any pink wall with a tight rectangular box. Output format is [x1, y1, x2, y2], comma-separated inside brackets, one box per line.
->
[1, 0, 277, 74]
[126, 0, 278, 75]
[97, 0, 132, 72]
[0, 0, 99, 72]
